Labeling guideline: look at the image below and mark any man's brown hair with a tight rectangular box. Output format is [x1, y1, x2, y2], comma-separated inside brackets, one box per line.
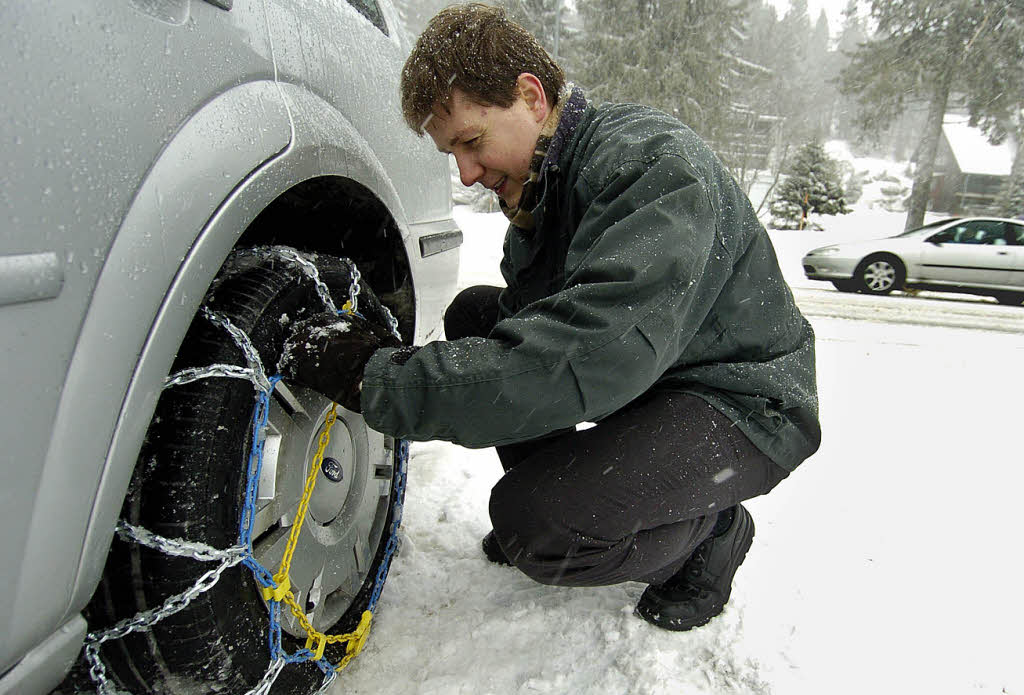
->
[400, 3, 565, 134]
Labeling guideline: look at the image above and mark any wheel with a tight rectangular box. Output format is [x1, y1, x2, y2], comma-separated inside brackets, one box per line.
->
[831, 279, 858, 292]
[82, 248, 405, 695]
[854, 254, 904, 295]
[993, 291, 1024, 306]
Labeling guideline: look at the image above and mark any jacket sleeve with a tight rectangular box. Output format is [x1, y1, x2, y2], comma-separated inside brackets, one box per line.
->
[361, 153, 725, 448]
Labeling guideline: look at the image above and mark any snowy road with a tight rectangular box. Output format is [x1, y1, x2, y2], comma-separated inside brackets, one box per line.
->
[793, 286, 1024, 334]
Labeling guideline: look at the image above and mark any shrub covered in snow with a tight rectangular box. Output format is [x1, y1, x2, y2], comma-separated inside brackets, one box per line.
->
[769, 141, 850, 230]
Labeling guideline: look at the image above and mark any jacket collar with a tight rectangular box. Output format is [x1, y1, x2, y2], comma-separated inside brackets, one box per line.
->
[501, 85, 588, 230]
[539, 85, 588, 182]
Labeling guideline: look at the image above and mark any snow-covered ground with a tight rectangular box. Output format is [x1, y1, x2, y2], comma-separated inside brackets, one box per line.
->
[331, 201, 1024, 695]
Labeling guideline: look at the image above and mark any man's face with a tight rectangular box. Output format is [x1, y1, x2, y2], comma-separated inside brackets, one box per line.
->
[425, 77, 549, 208]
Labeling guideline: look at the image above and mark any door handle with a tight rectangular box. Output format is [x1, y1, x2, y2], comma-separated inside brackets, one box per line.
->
[0, 252, 64, 306]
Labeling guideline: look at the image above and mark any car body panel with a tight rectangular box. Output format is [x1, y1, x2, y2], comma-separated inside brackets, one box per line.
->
[1011, 247, 1024, 288]
[1008, 223, 1024, 288]
[914, 219, 1017, 287]
[802, 217, 1024, 296]
[1, 0, 286, 673]
[915, 242, 1014, 287]
[0, 617, 86, 695]
[13, 78, 294, 672]
[1, 0, 459, 689]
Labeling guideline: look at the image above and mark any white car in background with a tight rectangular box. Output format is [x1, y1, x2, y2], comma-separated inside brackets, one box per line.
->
[0, 2, 460, 694]
[802, 217, 1024, 305]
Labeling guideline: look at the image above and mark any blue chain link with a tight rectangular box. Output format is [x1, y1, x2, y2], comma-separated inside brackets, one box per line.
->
[369, 439, 408, 612]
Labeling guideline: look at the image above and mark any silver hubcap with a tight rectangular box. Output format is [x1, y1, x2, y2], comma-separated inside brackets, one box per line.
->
[251, 382, 394, 636]
[863, 261, 895, 291]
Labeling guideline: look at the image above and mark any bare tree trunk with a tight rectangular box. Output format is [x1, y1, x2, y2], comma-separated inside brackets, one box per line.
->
[905, 71, 952, 231]
[756, 142, 790, 215]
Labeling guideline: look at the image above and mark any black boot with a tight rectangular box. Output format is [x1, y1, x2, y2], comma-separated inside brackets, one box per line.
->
[481, 530, 513, 566]
[635, 505, 754, 631]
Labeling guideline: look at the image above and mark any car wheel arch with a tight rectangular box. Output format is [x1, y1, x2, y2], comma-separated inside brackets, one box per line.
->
[855, 252, 906, 294]
[46, 85, 426, 638]
[15, 79, 297, 648]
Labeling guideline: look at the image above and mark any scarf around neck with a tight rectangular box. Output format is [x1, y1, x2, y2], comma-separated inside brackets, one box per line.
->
[499, 85, 587, 230]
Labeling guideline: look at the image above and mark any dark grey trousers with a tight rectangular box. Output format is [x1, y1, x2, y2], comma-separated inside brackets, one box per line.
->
[445, 286, 788, 587]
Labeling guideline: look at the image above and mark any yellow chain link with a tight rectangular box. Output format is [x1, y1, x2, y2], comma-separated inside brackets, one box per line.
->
[259, 403, 374, 672]
[280, 405, 336, 578]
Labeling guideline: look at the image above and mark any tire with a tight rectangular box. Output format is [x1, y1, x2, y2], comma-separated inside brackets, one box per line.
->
[993, 291, 1024, 306]
[82, 248, 405, 695]
[854, 254, 904, 295]
[831, 279, 858, 293]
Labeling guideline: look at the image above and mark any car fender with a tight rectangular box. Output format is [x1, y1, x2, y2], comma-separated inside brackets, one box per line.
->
[259, 82, 456, 346]
[58, 82, 431, 631]
[860, 246, 913, 278]
[9, 80, 293, 660]
[890, 244, 925, 281]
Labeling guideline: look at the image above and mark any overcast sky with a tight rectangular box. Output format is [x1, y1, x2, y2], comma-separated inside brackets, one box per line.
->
[768, 0, 853, 36]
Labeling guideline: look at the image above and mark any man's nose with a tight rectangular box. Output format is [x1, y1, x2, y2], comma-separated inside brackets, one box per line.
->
[454, 152, 484, 187]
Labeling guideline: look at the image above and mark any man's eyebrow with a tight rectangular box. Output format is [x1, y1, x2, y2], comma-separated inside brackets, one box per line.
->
[436, 128, 474, 154]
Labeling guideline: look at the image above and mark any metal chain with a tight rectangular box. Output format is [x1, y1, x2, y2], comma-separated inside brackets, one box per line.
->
[314, 670, 339, 694]
[201, 307, 271, 391]
[88, 256, 404, 694]
[347, 263, 361, 313]
[85, 554, 245, 648]
[272, 247, 339, 314]
[82, 643, 119, 695]
[85, 311, 273, 694]
[164, 363, 258, 390]
[83, 553, 245, 694]
[115, 521, 247, 563]
[240, 658, 286, 695]
[382, 302, 401, 339]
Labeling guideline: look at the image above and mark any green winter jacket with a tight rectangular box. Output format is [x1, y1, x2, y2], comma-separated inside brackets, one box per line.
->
[363, 95, 821, 471]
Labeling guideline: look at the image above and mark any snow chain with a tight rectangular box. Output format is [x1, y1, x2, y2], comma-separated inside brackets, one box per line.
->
[81, 247, 408, 695]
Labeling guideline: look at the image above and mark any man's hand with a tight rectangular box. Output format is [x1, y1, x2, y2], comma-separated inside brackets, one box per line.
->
[279, 311, 401, 412]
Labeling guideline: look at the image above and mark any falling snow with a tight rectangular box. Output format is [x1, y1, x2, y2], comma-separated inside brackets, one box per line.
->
[325, 203, 1023, 695]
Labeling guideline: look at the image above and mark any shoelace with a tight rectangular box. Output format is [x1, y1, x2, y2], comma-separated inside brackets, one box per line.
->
[685, 539, 711, 576]
[667, 538, 713, 599]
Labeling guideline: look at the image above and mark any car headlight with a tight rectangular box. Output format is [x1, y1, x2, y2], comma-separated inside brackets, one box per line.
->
[808, 246, 841, 256]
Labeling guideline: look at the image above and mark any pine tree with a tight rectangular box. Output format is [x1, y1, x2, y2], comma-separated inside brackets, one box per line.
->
[959, 6, 1024, 217]
[501, 0, 569, 61]
[573, 0, 751, 143]
[807, 10, 834, 138]
[770, 141, 850, 229]
[839, 0, 1023, 231]
[832, 0, 867, 142]
[734, 2, 837, 210]
[996, 154, 1024, 217]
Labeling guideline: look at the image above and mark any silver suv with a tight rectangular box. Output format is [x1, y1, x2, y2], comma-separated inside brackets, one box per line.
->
[0, 2, 460, 694]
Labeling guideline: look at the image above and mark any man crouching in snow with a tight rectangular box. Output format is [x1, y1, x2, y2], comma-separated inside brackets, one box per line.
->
[281, 3, 820, 632]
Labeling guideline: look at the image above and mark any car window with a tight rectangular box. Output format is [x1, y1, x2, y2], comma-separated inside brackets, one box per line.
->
[927, 226, 961, 243]
[345, 0, 388, 35]
[1008, 223, 1024, 245]
[898, 218, 961, 238]
[933, 220, 1007, 245]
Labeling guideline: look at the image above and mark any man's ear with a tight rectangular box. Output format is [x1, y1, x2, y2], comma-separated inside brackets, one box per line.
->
[516, 73, 549, 123]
